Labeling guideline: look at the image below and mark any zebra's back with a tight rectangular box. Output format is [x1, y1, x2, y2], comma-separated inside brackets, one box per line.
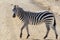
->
[22, 11, 54, 25]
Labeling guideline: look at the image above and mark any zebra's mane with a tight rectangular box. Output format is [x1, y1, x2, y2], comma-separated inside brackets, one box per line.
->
[17, 7, 25, 21]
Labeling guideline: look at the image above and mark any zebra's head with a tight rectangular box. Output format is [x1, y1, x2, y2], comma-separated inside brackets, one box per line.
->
[12, 5, 23, 18]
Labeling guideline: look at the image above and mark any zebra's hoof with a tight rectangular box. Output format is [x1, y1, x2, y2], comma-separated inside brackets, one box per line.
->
[44, 35, 47, 39]
[26, 34, 30, 39]
[20, 33, 22, 38]
[56, 34, 58, 39]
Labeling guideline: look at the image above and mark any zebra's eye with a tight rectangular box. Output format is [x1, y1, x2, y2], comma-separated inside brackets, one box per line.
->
[12, 8, 17, 13]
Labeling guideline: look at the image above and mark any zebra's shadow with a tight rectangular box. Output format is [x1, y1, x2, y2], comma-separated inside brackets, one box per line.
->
[31, 38, 55, 40]
[32, 38, 40, 40]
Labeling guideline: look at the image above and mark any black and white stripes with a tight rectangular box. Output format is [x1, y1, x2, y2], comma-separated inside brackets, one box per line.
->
[12, 5, 58, 39]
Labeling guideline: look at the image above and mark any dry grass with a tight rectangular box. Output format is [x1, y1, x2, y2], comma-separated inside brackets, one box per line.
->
[0, 0, 60, 40]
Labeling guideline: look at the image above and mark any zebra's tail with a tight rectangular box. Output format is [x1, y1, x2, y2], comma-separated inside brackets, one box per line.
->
[53, 17, 56, 27]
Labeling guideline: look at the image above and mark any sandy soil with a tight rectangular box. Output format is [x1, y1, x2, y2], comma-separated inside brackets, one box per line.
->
[0, 0, 60, 40]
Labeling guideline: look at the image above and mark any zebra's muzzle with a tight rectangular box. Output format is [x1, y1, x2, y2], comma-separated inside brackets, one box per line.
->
[13, 13, 16, 18]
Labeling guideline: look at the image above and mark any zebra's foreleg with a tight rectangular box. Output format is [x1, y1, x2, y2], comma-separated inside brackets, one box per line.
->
[26, 25, 30, 39]
[44, 24, 50, 39]
[20, 23, 26, 38]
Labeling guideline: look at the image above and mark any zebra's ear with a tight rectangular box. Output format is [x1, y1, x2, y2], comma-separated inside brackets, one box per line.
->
[11, 4, 14, 6]
[15, 5, 19, 8]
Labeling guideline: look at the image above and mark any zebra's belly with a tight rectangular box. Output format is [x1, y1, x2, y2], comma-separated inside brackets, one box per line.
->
[29, 19, 42, 25]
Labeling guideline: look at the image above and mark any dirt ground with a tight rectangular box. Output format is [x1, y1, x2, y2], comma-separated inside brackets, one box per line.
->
[0, 0, 60, 40]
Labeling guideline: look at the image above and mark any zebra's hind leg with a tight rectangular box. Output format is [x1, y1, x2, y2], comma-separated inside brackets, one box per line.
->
[52, 26, 58, 39]
[52, 18, 58, 39]
[44, 24, 50, 39]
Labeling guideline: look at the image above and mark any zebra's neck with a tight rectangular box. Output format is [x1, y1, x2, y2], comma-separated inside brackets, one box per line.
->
[17, 9, 25, 21]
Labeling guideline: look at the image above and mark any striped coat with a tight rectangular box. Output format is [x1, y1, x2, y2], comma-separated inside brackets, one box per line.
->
[12, 5, 58, 39]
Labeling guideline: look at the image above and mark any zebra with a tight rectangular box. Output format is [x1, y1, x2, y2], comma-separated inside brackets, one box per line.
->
[12, 5, 58, 39]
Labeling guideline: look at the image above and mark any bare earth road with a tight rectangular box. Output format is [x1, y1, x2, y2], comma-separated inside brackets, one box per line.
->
[0, 0, 60, 40]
